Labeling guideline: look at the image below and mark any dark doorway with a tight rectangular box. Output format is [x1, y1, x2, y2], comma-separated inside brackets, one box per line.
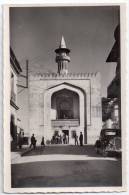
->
[51, 89, 79, 120]
[62, 130, 69, 144]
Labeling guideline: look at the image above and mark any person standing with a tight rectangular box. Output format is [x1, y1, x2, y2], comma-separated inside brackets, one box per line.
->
[63, 133, 66, 144]
[18, 131, 22, 149]
[66, 135, 69, 144]
[79, 132, 83, 146]
[30, 134, 36, 149]
[41, 136, 45, 148]
[75, 134, 78, 145]
[59, 134, 62, 144]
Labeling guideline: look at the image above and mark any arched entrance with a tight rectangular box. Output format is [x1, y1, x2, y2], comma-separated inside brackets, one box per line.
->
[44, 83, 86, 144]
[51, 89, 79, 120]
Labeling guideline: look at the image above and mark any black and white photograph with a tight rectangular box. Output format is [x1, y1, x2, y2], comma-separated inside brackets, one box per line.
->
[4, 3, 127, 193]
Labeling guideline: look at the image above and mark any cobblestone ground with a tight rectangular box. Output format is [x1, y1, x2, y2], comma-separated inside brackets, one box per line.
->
[11, 145, 122, 188]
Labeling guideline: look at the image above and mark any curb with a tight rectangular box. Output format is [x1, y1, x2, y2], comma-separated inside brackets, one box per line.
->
[21, 148, 33, 156]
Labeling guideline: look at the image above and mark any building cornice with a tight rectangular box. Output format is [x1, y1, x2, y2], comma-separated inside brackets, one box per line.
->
[29, 72, 100, 80]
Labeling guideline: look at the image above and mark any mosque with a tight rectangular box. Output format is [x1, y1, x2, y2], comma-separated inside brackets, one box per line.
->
[28, 36, 102, 145]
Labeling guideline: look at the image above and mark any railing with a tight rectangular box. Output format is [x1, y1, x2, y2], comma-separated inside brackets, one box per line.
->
[51, 119, 79, 127]
[11, 91, 16, 103]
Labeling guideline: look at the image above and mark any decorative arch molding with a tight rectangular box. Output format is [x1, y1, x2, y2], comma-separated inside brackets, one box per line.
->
[44, 82, 86, 142]
[47, 82, 86, 94]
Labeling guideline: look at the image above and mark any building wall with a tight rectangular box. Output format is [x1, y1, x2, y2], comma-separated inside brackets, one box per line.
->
[17, 89, 29, 136]
[10, 66, 19, 127]
[10, 65, 19, 146]
[87, 72, 102, 143]
[28, 72, 102, 144]
[10, 103, 17, 127]
[11, 67, 18, 104]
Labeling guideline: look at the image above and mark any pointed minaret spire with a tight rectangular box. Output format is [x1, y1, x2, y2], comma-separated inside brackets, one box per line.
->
[55, 36, 71, 75]
[59, 36, 66, 48]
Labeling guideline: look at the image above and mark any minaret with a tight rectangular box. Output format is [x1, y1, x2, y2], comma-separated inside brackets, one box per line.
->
[55, 36, 70, 75]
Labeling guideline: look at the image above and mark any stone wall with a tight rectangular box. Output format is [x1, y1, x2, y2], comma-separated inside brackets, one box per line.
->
[28, 72, 102, 144]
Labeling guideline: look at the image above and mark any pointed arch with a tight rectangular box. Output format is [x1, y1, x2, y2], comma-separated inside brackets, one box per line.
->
[44, 82, 86, 143]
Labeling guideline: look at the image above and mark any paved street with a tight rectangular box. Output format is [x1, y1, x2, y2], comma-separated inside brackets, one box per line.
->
[11, 145, 122, 188]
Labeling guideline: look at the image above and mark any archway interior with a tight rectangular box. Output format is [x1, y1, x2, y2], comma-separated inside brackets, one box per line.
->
[51, 89, 80, 120]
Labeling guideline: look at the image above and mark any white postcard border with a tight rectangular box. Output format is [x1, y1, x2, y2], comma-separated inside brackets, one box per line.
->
[3, 2, 128, 193]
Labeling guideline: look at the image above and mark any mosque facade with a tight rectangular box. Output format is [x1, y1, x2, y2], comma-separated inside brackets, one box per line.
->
[29, 37, 102, 145]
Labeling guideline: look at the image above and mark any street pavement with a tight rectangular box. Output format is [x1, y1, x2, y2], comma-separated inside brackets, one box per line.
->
[11, 145, 122, 188]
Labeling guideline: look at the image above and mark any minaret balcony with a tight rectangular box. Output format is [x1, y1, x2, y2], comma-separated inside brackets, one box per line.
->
[56, 55, 70, 62]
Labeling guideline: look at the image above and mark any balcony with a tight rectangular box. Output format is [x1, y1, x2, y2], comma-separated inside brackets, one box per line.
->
[51, 119, 79, 127]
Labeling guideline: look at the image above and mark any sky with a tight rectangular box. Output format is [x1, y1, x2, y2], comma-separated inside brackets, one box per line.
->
[10, 6, 120, 97]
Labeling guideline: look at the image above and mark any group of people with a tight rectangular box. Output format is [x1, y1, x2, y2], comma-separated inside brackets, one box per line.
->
[51, 132, 84, 146]
[18, 131, 84, 150]
[29, 134, 45, 149]
[51, 133, 69, 144]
